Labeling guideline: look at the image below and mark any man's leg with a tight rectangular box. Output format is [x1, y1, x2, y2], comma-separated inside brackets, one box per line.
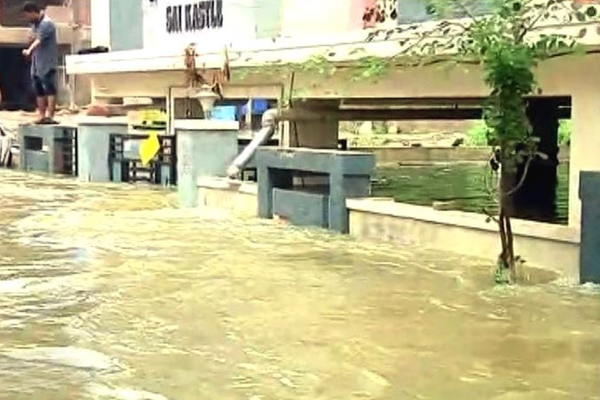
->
[32, 76, 47, 123]
[47, 95, 56, 120]
[43, 70, 57, 121]
[36, 96, 47, 121]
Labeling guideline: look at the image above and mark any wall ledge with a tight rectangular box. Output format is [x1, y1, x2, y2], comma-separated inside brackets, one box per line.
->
[197, 177, 258, 195]
[346, 198, 580, 245]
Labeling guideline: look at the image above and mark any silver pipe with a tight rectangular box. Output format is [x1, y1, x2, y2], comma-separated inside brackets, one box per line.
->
[0, 124, 13, 167]
[227, 108, 278, 178]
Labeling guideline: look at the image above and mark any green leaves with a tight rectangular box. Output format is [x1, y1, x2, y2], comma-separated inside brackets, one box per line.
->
[351, 56, 392, 81]
[586, 6, 597, 18]
[298, 54, 336, 76]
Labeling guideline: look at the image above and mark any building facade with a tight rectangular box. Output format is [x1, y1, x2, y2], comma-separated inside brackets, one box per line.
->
[91, 0, 400, 52]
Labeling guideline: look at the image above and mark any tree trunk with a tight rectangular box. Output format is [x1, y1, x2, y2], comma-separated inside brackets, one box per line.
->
[497, 207, 517, 283]
[497, 152, 518, 283]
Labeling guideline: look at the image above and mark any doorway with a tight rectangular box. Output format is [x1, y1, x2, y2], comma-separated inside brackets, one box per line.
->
[0, 47, 36, 111]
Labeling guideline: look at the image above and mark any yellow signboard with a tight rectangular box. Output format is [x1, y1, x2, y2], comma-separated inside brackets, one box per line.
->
[139, 132, 161, 166]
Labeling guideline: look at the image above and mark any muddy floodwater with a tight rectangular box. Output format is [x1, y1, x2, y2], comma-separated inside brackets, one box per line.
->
[0, 169, 598, 400]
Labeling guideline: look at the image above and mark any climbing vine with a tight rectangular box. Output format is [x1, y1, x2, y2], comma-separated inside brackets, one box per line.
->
[351, 56, 393, 81]
[298, 54, 337, 76]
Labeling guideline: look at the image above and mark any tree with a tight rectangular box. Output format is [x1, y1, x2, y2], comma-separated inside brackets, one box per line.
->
[386, 0, 598, 283]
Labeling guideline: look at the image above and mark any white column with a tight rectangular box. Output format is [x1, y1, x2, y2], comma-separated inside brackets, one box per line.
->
[90, 0, 110, 48]
[280, 0, 354, 37]
[569, 88, 600, 228]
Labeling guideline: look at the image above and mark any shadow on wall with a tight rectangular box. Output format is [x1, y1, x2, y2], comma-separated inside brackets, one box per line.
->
[0, 48, 36, 112]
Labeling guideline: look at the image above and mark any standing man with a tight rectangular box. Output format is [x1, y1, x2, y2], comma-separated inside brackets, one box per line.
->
[22, 3, 58, 125]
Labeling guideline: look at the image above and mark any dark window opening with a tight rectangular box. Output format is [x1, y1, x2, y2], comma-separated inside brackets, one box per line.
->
[0, 47, 36, 111]
[24, 136, 43, 151]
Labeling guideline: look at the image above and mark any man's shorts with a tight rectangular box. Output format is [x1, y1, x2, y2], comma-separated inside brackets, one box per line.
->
[32, 69, 57, 97]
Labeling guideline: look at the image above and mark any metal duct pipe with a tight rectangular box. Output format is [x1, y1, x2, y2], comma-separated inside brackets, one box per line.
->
[227, 108, 278, 178]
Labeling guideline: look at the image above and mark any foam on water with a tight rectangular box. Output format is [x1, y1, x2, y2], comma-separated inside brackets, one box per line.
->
[87, 384, 170, 400]
[0, 347, 123, 372]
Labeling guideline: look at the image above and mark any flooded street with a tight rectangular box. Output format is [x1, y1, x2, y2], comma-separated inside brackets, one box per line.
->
[0, 169, 598, 400]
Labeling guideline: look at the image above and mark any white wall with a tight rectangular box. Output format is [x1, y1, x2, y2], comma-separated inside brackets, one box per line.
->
[280, 0, 355, 38]
[90, 0, 110, 47]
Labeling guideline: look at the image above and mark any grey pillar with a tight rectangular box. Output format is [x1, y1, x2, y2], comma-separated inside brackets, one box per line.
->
[257, 166, 293, 219]
[175, 120, 239, 207]
[329, 157, 373, 234]
[256, 148, 375, 233]
[579, 171, 600, 284]
[18, 124, 76, 175]
[77, 118, 128, 182]
[19, 125, 55, 173]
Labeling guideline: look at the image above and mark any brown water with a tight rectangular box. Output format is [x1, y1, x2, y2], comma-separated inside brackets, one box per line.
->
[0, 169, 599, 400]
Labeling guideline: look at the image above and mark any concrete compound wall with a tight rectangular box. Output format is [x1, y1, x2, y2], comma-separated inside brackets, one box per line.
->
[347, 199, 580, 281]
[195, 181, 581, 281]
[197, 179, 258, 218]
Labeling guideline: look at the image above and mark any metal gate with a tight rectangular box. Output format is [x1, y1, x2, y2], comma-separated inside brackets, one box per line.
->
[108, 133, 177, 186]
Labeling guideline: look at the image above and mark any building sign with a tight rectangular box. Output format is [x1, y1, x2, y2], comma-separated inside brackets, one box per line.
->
[166, 0, 224, 34]
[144, 0, 256, 50]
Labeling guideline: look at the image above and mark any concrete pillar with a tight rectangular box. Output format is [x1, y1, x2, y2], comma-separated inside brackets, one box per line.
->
[175, 120, 239, 207]
[281, 100, 340, 149]
[579, 171, 600, 283]
[77, 118, 128, 182]
[569, 90, 600, 228]
[19, 125, 76, 175]
[511, 98, 560, 222]
[256, 147, 375, 233]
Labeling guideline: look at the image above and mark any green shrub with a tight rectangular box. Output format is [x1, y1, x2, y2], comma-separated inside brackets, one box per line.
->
[466, 119, 571, 147]
[558, 120, 571, 146]
[465, 120, 489, 146]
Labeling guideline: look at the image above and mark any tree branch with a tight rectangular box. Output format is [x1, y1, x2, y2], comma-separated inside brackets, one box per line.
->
[503, 153, 534, 198]
[450, 0, 479, 24]
[518, 3, 552, 42]
[482, 207, 500, 224]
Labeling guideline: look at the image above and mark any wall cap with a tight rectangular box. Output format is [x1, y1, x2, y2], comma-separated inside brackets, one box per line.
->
[347, 198, 580, 244]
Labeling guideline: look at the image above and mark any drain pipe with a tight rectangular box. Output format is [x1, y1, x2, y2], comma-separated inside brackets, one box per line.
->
[227, 108, 278, 178]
